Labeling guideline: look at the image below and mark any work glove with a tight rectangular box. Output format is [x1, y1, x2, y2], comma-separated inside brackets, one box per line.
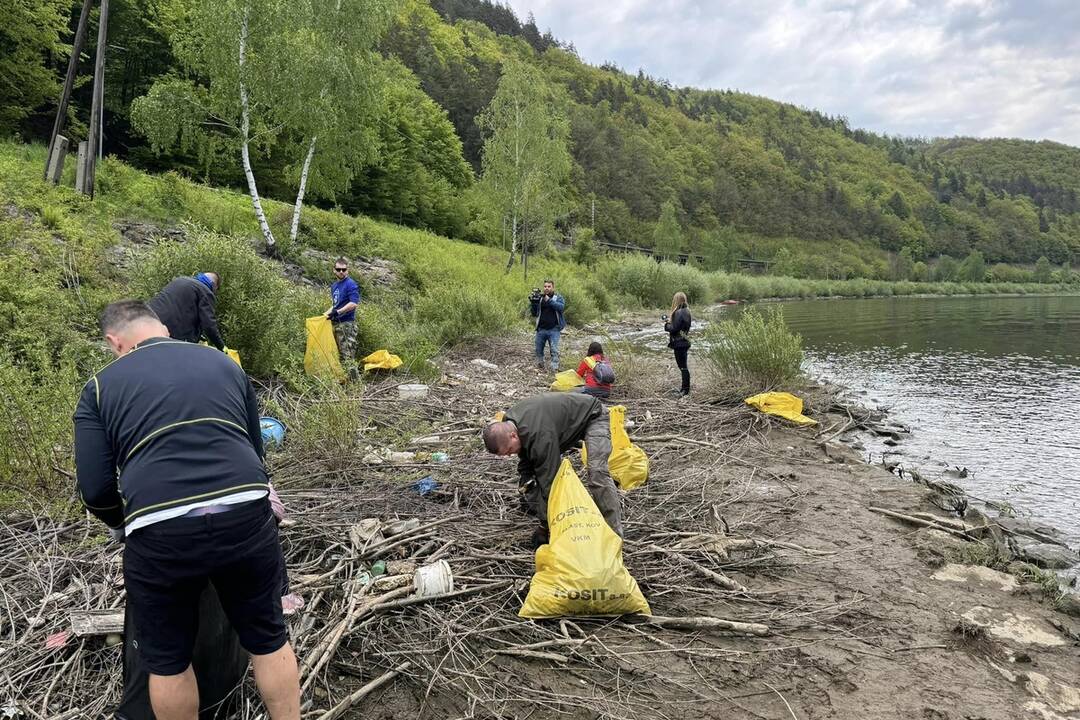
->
[268, 483, 285, 523]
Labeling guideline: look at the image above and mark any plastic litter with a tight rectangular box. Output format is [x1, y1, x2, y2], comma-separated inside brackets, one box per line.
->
[412, 476, 439, 496]
[259, 417, 285, 447]
[304, 316, 344, 380]
[385, 518, 421, 536]
[45, 630, 71, 650]
[363, 349, 403, 372]
[470, 358, 499, 370]
[550, 369, 585, 392]
[413, 560, 454, 597]
[281, 594, 305, 616]
[744, 392, 818, 427]
[397, 383, 429, 399]
[431, 452, 449, 463]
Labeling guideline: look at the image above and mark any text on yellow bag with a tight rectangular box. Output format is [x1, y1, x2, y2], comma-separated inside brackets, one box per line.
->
[304, 316, 344, 380]
[519, 459, 650, 618]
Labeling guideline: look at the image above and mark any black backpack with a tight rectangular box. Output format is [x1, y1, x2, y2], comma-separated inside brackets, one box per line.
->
[589, 357, 616, 385]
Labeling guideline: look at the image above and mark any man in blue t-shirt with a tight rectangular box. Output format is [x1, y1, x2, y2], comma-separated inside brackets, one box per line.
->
[324, 257, 360, 367]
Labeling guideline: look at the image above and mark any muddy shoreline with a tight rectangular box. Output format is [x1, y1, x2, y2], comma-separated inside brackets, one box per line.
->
[4, 325, 1080, 719]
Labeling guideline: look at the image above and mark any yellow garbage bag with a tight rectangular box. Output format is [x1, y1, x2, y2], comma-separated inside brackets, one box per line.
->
[520, 459, 650, 618]
[607, 405, 649, 490]
[550, 369, 585, 392]
[582, 406, 649, 491]
[304, 316, 344, 380]
[223, 347, 242, 369]
[362, 349, 403, 372]
[744, 391, 818, 427]
[200, 342, 243, 370]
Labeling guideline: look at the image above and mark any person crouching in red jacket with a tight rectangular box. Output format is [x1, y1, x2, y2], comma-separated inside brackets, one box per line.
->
[575, 341, 613, 399]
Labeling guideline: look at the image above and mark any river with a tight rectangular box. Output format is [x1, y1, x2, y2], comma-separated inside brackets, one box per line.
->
[770, 295, 1080, 545]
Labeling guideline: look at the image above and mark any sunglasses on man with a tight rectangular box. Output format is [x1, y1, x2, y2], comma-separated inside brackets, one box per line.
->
[334, 267, 348, 273]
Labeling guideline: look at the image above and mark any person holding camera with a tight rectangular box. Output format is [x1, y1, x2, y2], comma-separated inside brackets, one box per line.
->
[663, 291, 692, 396]
[528, 279, 566, 372]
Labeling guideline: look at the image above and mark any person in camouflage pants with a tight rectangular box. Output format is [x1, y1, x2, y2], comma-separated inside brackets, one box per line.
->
[332, 319, 357, 364]
[325, 257, 360, 372]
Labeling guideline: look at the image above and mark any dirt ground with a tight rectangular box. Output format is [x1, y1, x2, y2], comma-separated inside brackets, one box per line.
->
[6, 318, 1079, 720]
[346, 320, 1080, 720]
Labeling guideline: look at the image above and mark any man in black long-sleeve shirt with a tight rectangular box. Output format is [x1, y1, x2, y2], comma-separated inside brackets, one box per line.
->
[73, 300, 299, 720]
[484, 394, 621, 547]
[148, 272, 225, 350]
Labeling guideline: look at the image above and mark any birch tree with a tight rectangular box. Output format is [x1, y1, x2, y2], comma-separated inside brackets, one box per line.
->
[131, 0, 398, 252]
[282, 0, 398, 243]
[476, 59, 571, 271]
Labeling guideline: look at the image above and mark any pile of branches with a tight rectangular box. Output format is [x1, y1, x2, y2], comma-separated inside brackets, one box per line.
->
[1, 343, 853, 720]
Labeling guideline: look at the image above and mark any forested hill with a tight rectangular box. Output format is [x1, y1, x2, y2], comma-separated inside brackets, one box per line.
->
[388, 0, 1080, 270]
[5, 0, 1080, 278]
[924, 138, 1080, 214]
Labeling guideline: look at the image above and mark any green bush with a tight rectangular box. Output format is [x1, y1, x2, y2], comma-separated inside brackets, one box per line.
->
[584, 278, 612, 315]
[705, 305, 804, 392]
[415, 285, 515, 348]
[597, 254, 659, 306]
[133, 230, 322, 377]
[559, 276, 600, 327]
[657, 262, 710, 306]
[0, 360, 86, 499]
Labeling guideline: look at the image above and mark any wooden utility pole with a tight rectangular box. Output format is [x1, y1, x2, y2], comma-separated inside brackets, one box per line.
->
[82, 0, 110, 198]
[44, 0, 94, 182]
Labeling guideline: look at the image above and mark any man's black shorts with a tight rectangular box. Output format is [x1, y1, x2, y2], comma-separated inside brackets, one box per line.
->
[123, 499, 288, 675]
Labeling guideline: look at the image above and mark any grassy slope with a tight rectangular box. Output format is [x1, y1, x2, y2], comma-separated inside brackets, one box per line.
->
[0, 139, 1075, 500]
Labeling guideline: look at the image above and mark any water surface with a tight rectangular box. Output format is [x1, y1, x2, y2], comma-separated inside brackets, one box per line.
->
[771, 295, 1080, 544]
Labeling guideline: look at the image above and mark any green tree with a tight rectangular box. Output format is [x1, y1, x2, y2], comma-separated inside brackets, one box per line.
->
[700, 227, 736, 271]
[891, 246, 915, 280]
[885, 191, 911, 220]
[571, 227, 597, 267]
[477, 59, 572, 270]
[132, 0, 398, 253]
[772, 247, 799, 277]
[0, 0, 68, 134]
[933, 255, 959, 282]
[652, 200, 683, 261]
[958, 250, 987, 282]
[1033, 255, 1052, 283]
[912, 261, 928, 281]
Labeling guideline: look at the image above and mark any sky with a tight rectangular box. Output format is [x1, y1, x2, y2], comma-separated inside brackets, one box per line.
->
[503, 0, 1080, 147]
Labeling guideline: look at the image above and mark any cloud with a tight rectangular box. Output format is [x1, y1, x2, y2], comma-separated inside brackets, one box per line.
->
[505, 0, 1080, 146]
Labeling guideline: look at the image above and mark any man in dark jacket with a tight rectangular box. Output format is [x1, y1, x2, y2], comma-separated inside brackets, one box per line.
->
[483, 393, 620, 547]
[73, 301, 299, 720]
[148, 272, 225, 350]
[528, 279, 566, 372]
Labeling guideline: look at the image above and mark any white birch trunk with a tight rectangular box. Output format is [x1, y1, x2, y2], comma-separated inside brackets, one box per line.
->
[290, 135, 317, 243]
[505, 210, 518, 271]
[238, 7, 277, 253]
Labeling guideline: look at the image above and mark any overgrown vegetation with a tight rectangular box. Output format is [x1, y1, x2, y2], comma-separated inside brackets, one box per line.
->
[6, 0, 1080, 280]
[704, 306, 804, 395]
[0, 136, 1075, 502]
[133, 232, 322, 377]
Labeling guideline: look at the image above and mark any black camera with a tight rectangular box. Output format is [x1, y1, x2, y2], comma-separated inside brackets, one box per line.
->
[529, 288, 542, 301]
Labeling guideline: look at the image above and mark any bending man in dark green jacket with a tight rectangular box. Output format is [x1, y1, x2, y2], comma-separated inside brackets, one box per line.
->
[484, 393, 621, 546]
